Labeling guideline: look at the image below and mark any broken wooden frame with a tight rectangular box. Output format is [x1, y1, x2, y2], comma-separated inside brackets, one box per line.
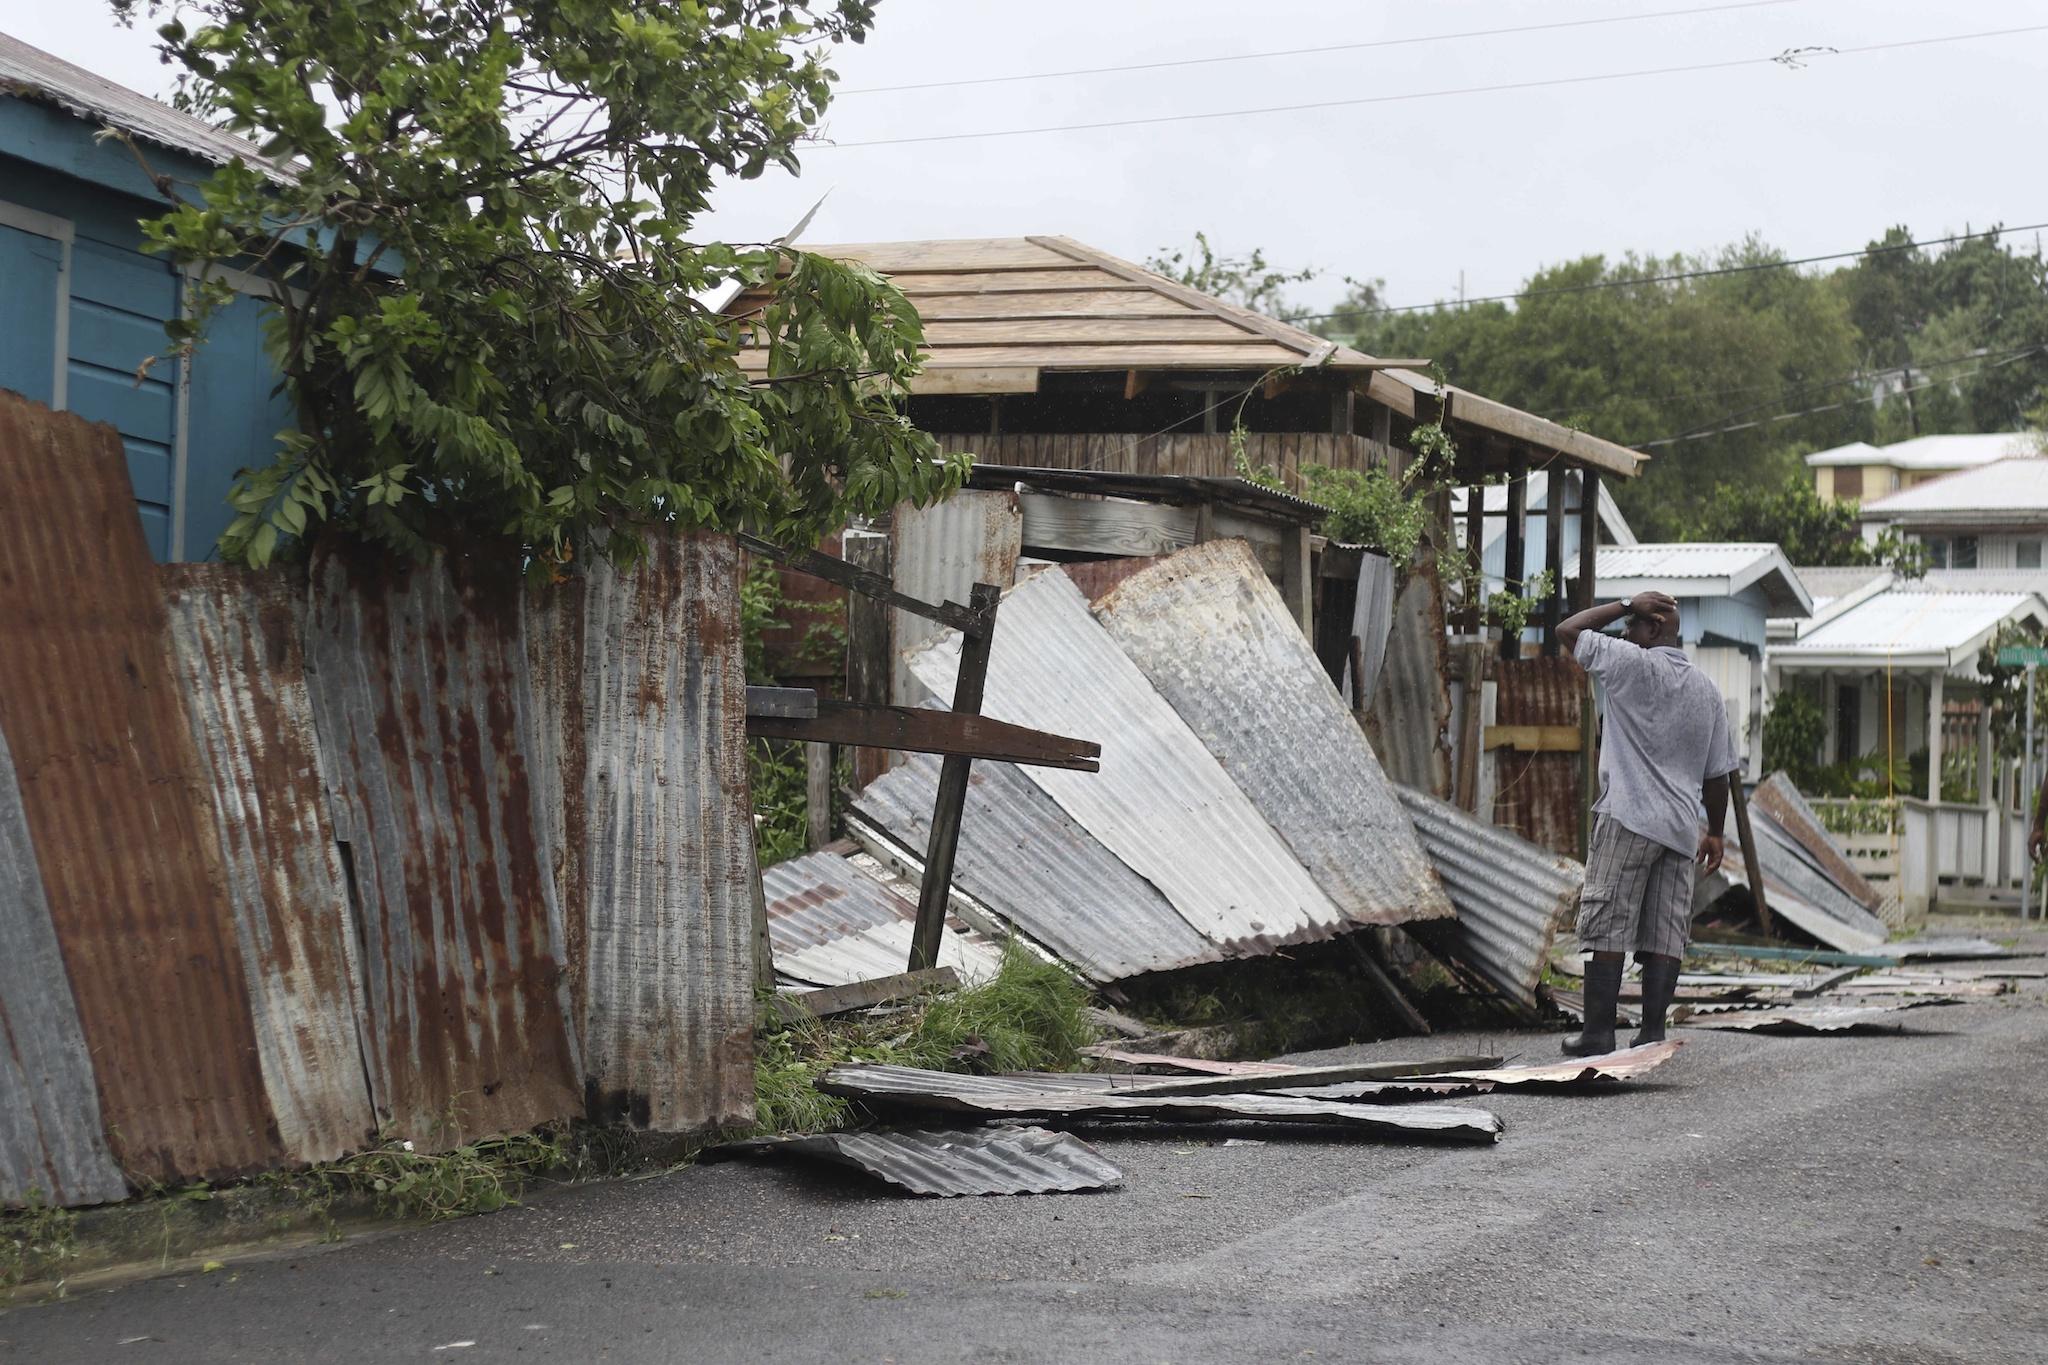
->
[740, 534, 1100, 975]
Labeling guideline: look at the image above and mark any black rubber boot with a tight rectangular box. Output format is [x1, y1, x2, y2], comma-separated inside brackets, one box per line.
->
[1562, 956, 1622, 1057]
[1631, 955, 1681, 1046]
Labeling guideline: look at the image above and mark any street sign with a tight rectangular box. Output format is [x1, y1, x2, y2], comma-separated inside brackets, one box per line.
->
[1998, 646, 2048, 667]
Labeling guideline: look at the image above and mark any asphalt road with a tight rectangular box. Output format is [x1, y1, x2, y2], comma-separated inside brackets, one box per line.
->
[8, 932, 2046, 1365]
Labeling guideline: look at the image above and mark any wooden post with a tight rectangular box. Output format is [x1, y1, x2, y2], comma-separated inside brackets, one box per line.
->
[1342, 933, 1432, 1036]
[1194, 501, 1217, 546]
[1576, 468, 1601, 860]
[1348, 635, 1366, 713]
[1928, 671, 1945, 803]
[1499, 453, 1526, 662]
[1541, 469, 1565, 657]
[1282, 523, 1314, 639]
[910, 582, 1001, 973]
[1456, 644, 1486, 813]
[1463, 484, 1485, 631]
[804, 741, 833, 850]
[843, 529, 892, 786]
[1729, 778, 1774, 936]
[750, 855, 776, 993]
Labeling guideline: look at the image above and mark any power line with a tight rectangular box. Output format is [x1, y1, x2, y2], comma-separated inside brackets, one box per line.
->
[1302, 221, 2048, 325]
[814, 24, 2048, 150]
[839, 0, 1809, 96]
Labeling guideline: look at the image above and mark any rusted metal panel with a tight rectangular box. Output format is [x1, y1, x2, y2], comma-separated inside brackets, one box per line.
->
[572, 532, 755, 1132]
[1363, 550, 1453, 798]
[161, 566, 376, 1164]
[907, 566, 1350, 953]
[0, 725, 126, 1208]
[305, 545, 580, 1146]
[1396, 784, 1583, 1011]
[713, 1126, 1124, 1196]
[762, 850, 1006, 988]
[0, 393, 282, 1185]
[1749, 773, 1884, 911]
[889, 491, 1023, 707]
[817, 1064, 1504, 1142]
[850, 753, 1216, 983]
[1491, 655, 1586, 857]
[1398, 1039, 1682, 1087]
[1093, 541, 1453, 928]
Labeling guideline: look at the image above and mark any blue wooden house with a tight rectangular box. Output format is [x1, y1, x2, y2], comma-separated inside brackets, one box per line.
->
[0, 33, 291, 561]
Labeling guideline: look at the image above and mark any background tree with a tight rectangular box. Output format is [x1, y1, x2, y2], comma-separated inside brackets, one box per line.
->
[115, 0, 964, 572]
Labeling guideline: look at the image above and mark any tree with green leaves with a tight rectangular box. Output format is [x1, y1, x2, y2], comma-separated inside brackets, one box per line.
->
[114, 0, 964, 573]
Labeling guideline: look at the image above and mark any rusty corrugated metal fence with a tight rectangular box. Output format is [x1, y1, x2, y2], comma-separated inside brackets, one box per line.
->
[0, 393, 757, 1206]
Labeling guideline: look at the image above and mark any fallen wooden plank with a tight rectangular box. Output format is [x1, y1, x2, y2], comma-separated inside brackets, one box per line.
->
[1482, 723, 1581, 753]
[737, 532, 988, 637]
[745, 685, 819, 719]
[774, 966, 961, 1021]
[749, 699, 1101, 772]
[817, 1064, 1503, 1142]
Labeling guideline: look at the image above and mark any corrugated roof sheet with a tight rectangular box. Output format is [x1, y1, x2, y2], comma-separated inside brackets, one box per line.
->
[161, 566, 375, 1165]
[851, 752, 1215, 982]
[1771, 590, 2046, 666]
[0, 724, 126, 1208]
[1708, 803, 1891, 954]
[762, 851, 1007, 988]
[1092, 540, 1453, 927]
[1684, 1000, 1958, 1033]
[907, 566, 1352, 953]
[889, 490, 1023, 708]
[306, 545, 582, 1147]
[1749, 774, 1883, 914]
[1862, 454, 2048, 515]
[730, 236, 1380, 391]
[573, 533, 755, 1132]
[715, 1126, 1123, 1196]
[0, 33, 284, 176]
[1363, 553, 1454, 798]
[0, 394, 282, 1186]
[1569, 543, 1812, 616]
[817, 1064, 1505, 1141]
[1395, 785, 1583, 1011]
[1807, 433, 2032, 469]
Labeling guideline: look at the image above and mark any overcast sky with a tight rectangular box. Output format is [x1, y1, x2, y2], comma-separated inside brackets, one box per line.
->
[12, 0, 2047, 315]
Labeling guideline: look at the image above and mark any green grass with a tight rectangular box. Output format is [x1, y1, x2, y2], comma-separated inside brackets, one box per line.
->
[1, 1194, 78, 1290]
[749, 941, 1097, 1138]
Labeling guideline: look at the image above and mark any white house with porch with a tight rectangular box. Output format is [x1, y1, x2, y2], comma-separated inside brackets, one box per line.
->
[1767, 584, 2048, 915]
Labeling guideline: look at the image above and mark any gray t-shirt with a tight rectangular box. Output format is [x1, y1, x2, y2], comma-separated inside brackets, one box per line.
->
[1575, 631, 1741, 857]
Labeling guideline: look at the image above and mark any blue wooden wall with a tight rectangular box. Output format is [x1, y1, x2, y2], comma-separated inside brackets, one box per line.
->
[0, 106, 292, 563]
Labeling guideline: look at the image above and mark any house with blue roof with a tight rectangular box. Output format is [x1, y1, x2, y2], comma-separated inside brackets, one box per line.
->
[0, 32, 291, 561]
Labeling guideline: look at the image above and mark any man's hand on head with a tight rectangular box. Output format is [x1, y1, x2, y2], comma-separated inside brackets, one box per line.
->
[1628, 591, 1678, 620]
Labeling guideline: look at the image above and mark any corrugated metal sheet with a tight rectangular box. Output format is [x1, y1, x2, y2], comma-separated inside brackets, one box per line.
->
[1341, 550, 1396, 707]
[852, 752, 1215, 982]
[1396, 1039, 1682, 1087]
[890, 490, 1023, 707]
[1571, 543, 1812, 616]
[907, 566, 1350, 952]
[0, 393, 281, 1184]
[1363, 550, 1453, 798]
[1749, 774, 1883, 911]
[1685, 1000, 1958, 1033]
[1396, 784, 1583, 1011]
[1862, 452, 2048, 512]
[1492, 656, 1586, 858]
[0, 724, 126, 1207]
[716, 1126, 1123, 1196]
[1773, 591, 2041, 664]
[762, 851, 1007, 987]
[573, 532, 754, 1132]
[817, 1064, 1505, 1141]
[0, 32, 287, 176]
[1710, 809, 1891, 953]
[1092, 540, 1452, 928]
[161, 566, 375, 1163]
[305, 546, 580, 1146]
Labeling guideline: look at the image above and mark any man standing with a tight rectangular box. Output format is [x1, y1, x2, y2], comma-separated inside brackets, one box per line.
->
[1557, 590, 1741, 1056]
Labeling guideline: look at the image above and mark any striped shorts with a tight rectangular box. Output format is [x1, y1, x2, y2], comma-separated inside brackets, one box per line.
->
[1576, 815, 1696, 958]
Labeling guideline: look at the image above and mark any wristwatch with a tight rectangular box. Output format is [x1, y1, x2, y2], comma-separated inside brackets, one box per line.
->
[1616, 598, 1633, 616]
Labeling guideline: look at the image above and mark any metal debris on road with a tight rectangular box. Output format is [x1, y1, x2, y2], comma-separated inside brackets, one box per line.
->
[711, 1126, 1123, 1197]
[1397, 1039, 1683, 1087]
[761, 851, 1006, 988]
[815, 1065, 1505, 1142]
[1683, 1001, 1961, 1033]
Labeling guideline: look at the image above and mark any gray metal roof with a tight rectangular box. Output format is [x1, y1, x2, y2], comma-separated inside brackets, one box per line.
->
[1770, 589, 2048, 669]
[816, 1064, 1505, 1141]
[1091, 540, 1453, 928]
[888, 490, 1022, 709]
[1807, 432, 2033, 469]
[0, 32, 284, 176]
[851, 752, 1217, 983]
[1861, 455, 2048, 522]
[762, 851, 1007, 988]
[715, 1126, 1123, 1196]
[907, 566, 1353, 953]
[1394, 785, 1582, 1011]
[1570, 542, 1813, 617]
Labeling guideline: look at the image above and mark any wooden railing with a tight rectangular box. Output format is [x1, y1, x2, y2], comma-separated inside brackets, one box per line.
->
[927, 432, 1393, 488]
